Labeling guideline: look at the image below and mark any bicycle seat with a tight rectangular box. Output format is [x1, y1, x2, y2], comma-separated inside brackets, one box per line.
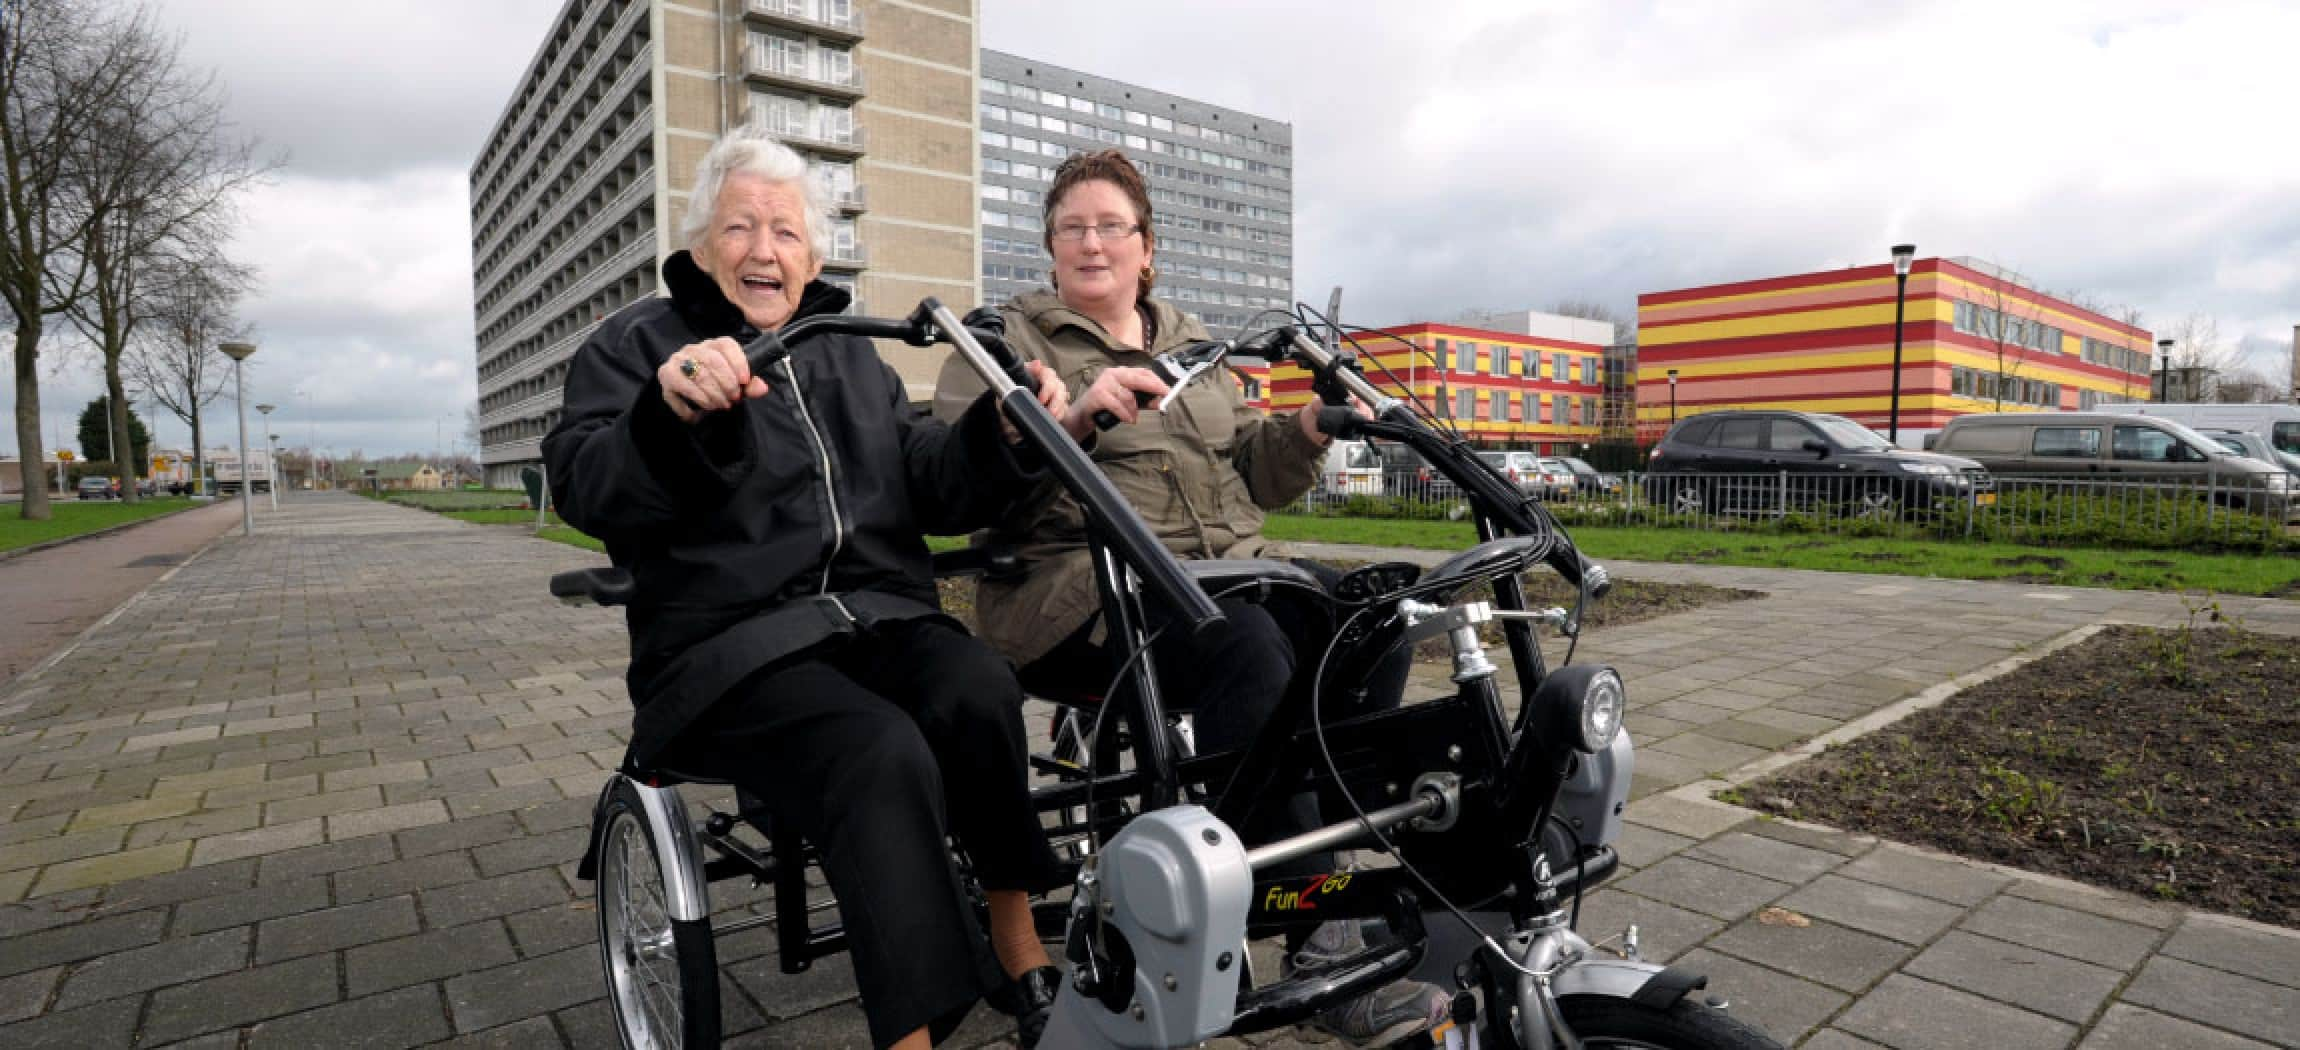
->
[550, 567, 636, 607]
[1184, 559, 1325, 604]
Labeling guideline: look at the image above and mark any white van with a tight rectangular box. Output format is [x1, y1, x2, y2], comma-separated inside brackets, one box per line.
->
[2095, 402, 2300, 459]
[1314, 439, 1384, 500]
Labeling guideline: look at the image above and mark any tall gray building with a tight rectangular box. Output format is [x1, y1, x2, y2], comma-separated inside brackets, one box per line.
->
[976, 50, 1293, 335]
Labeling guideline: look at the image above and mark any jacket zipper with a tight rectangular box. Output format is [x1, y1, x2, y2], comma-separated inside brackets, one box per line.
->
[780, 356, 847, 594]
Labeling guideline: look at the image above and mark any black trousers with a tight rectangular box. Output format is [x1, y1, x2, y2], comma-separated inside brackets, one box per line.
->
[658, 617, 1064, 1050]
[1023, 559, 1413, 882]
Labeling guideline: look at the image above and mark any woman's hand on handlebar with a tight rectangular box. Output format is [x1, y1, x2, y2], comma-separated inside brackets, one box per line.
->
[1062, 367, 1168, 441]
[1002, 361, 1071, 445]
[1296, 396, 1372, 446]
[659, 337, 770, 423]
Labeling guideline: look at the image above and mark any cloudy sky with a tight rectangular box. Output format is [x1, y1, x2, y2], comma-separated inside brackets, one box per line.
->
[7, 0, 2294, 458]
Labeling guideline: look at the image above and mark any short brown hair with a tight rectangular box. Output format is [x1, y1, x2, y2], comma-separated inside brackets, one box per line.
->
[1043, 149, 1156, 298]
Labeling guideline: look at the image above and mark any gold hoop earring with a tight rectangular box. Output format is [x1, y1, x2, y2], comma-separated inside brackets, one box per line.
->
[1141, 263, 1156, 283]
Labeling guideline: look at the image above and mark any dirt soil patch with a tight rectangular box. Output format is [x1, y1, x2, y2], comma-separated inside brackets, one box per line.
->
[1740, 625, 2300, 928]
[1994, 554, 2073, 571]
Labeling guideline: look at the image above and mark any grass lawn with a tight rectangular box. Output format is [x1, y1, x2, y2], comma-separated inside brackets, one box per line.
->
[377, 489, 531, 511]
[0, 498, 198, 554]
[1261, 514, 2300, 597]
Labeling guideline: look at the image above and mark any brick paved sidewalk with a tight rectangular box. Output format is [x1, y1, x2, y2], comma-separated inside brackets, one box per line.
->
[0, 496, 2290, 1047]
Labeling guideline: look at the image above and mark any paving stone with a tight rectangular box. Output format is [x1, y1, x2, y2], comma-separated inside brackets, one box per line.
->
[1622, 791, 1751, 841]
[1685, 830, 1847, 885]
[122, 803, 266, 850]
[92, 857, 258, 913]
[728, 949, 860, 1021]
[201, 775, 321, 811]
[1959, 894, 2162, 972]
[1572, 889, 1725, 964]
[1739, 816, 1876, 857]
[188, 817, 327, 867]
[2073, 1003, 2277, 1050]
[262, 785, 384, 825]
[53, 927, 249, 1009]
[334, 850, 479, 904]
[172, 875, 333, 935]
[1613, 855, 1792, 921]
[256, 895, 421, 964]
[2002, 877, 2182, 930]
[0, 827, 126, 873]
[66, 794, 204, 831]
[421, 868, 569, 929]
[446, 781, 567, 821]
[0, 908, 165, 977]
[2157, 913, 2300, 991]
[245, 983, 452, 1050]
[1797, 1032, 1894, 1050]
[346, 921, 520, 997]
[443, 944, 601, 1033]
[1705, 914, 1913, 994]
[392, 811, 523, 860]
[0, 997, 141, 1049]
[1834, 844, 2013, 906]
[472, 826, 588, 878]
[1775, 874, 1967, 946]
[326, 799, 453, 842]
[255, 833, 397, 885]
[2119, 955, 2300, 1047]
[30, 840, 192, 896]
[1902, 929, 2123, 1023]
[0, 966, 61, 1023]
[1669, 947, 1848, 1046]
[1834, 973, 2074, 1050]
[424, 1016, 567, 1049]
[505, 902, 594, 958]
[142, 953, 341, 1044]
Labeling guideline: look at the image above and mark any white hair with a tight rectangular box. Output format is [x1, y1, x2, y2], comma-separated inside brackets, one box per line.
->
[680, 126, 834, 265]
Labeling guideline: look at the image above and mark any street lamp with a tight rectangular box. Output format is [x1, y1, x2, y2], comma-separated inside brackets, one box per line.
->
[1666, 368, 1680, 425]
[219, 341, 257, 536]
[2155, 338, 2175, 402]
[256, 404, 278, 510]
[1887, 243, 1916, 444]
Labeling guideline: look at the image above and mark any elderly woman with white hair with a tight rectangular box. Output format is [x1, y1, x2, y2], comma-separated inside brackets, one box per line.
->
[544, 128, 1156, 1049]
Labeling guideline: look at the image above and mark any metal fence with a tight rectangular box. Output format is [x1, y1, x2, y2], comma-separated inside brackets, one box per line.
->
[1297, 470, 2298, 552]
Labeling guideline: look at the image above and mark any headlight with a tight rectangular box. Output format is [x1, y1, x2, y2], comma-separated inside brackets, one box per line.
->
[1579, 669, 1626, 752]
[1898, 462, 1951, 475]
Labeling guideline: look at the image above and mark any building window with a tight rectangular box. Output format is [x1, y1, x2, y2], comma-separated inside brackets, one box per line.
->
[1551, 352, 1568, 382]
[1432, 338, 1449, 372]
[1489, 346, 1507, 377]
[1457, 341, 1478, 375]
[1456, 389, 1475, 421]
[1490, 391, 1509, 419]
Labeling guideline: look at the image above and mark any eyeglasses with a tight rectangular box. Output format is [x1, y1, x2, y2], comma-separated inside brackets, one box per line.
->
[1051, 221, 1142, 243]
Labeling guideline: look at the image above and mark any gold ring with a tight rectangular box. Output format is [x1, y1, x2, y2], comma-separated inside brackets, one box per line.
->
[678, 356, 699, 379]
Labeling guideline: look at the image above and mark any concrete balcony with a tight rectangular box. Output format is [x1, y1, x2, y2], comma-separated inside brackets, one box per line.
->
[831, 183, 866, 213]
[740, 99, 866, 159]
[741, 42, 865, 101]
[823, 240, 866, 272]
[742, 0, 863, 44]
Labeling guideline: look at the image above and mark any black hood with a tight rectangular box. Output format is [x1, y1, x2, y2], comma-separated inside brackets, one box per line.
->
[661, 250, 851, 340]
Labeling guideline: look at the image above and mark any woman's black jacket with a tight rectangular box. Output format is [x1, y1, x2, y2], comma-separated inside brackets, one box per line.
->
[543, 252, 1037, 766]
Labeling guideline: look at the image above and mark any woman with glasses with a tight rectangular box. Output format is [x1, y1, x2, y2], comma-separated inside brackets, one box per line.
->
[933, 149, 1440, 1046]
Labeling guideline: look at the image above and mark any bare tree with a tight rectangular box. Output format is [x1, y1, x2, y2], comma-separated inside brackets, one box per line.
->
[2210, 368, 2278, 404]
[1546, 299, 1627, 327]
[60, 9, 264, 504]
[1, 0, 147, 518]
[2163, 313, 2236, 401]
[2117, 306, 2148, 403]
[1975, 273, 2043, 410]
[125, 251, 250, 495]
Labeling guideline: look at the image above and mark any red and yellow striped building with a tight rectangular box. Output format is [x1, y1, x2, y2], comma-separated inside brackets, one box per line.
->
[1636, 258, 2156, 443]
[1258, 322, 1606, 452]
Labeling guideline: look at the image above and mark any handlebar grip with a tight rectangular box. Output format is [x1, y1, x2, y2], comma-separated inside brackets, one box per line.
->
[1543, 539, 1611, 600]
[742, 329, 791, 374]
[1314, 405, 1362, 439]
[1091, 390, 1158, 431]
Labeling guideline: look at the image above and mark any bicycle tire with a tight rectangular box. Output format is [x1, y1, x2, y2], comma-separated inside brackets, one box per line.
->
[596, 781, 721, 1050]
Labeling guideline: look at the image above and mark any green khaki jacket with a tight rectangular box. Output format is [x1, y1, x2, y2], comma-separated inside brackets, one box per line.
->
[932, 291, 1327, 665]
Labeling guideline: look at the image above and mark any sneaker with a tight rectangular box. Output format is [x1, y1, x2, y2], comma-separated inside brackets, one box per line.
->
[1286, 920, 1451, 1045]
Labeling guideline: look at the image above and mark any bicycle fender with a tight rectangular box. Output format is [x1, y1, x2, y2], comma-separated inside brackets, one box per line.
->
[1548, 955, 1683, 1002]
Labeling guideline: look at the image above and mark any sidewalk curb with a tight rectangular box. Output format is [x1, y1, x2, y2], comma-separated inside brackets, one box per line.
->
[0, 500, 218, 564]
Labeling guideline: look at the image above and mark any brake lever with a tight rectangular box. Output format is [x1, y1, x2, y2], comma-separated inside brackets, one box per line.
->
[1091, 338, 1234, 430]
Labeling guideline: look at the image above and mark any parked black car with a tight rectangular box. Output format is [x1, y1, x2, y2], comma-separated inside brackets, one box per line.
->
[1553, 456, 1625, 497]
[1642, 410, 1992, 517]
[1373, 441, 1458, 501]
